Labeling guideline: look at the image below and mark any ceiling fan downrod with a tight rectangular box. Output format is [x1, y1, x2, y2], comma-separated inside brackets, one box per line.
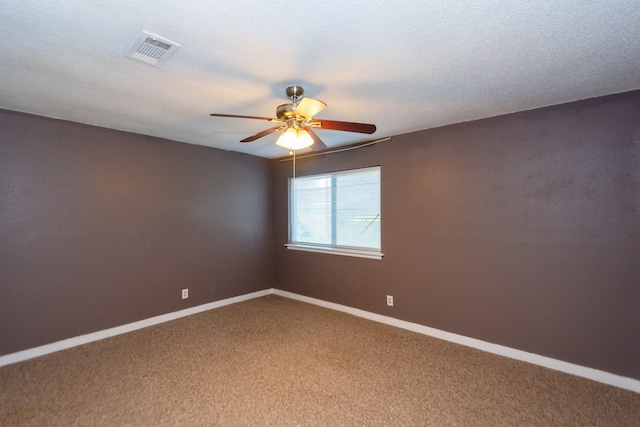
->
[285, 85, 304, 104]
[276, 85, 305, 120]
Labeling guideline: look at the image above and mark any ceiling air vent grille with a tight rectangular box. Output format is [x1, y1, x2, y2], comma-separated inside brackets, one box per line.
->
[125, 31, 180, 68]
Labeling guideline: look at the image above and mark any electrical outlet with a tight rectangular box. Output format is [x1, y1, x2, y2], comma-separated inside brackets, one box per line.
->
[181, 288, 189, 299]
[387, 295, 393, 306]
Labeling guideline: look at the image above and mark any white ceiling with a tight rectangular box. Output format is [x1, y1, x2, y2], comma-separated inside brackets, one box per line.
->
[1, 1, 639, 158]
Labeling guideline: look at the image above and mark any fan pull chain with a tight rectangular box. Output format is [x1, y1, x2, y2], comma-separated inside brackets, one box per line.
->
[291, 149, 296, 237]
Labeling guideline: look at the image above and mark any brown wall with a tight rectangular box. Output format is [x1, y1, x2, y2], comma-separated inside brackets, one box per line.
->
[272, 91, 640, 380]
[0, 110, 273, 356]
[2, 91, 638, 380]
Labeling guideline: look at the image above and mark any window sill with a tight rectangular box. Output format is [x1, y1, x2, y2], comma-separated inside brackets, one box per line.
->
[285, 244, 383, 260]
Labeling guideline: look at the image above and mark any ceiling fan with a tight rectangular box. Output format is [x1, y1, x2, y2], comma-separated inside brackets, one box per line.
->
[210, 85, 376, 151]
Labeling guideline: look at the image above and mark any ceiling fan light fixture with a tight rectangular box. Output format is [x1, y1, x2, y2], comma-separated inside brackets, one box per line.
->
[276, 127, 314, 150]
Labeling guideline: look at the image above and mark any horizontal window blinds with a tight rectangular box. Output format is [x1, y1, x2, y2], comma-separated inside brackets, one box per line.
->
[290, 167, 381, 253]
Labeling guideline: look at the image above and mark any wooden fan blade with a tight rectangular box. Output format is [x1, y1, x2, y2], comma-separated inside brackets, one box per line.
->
[304, 127, 328, 151]
[210, 113, 278, 121]
[240, 125, 285, 143]
[292, 97, 326, 119]
[309, 119, 376, 134]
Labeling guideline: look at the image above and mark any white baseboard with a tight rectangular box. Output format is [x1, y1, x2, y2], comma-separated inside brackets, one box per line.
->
[273, 289, 640, 394]
[0, 289, 272, 368]
[2, 287, 638, 394]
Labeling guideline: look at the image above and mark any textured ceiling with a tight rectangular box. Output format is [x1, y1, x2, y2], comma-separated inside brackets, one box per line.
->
[1, 1, 639, 158]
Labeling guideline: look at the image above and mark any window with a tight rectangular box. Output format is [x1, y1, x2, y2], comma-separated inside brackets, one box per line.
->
[287, 166, 382, 259]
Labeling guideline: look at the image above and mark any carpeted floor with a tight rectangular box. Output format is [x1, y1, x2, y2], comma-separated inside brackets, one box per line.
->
[1, 295, 638, 426]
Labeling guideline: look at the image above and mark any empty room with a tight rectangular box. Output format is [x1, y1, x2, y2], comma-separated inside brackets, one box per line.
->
[1, 1, 639, 425]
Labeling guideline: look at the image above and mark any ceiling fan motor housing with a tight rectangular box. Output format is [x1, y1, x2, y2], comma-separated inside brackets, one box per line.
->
[276, 103, 295, 119]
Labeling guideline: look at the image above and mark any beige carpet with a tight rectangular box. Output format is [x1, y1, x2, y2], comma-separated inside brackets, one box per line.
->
[1, 295, 638, 426]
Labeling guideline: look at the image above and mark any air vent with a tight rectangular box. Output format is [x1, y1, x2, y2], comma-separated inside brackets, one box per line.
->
[125, 31, 180, 68]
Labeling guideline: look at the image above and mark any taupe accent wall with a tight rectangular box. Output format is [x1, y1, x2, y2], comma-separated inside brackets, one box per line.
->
[2, 91, 638, 381]
[272, 91, 640, 380]
[0, 110, 273, 356]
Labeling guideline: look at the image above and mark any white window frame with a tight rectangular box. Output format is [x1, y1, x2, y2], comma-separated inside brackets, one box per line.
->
[286, 166, 383, 260]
